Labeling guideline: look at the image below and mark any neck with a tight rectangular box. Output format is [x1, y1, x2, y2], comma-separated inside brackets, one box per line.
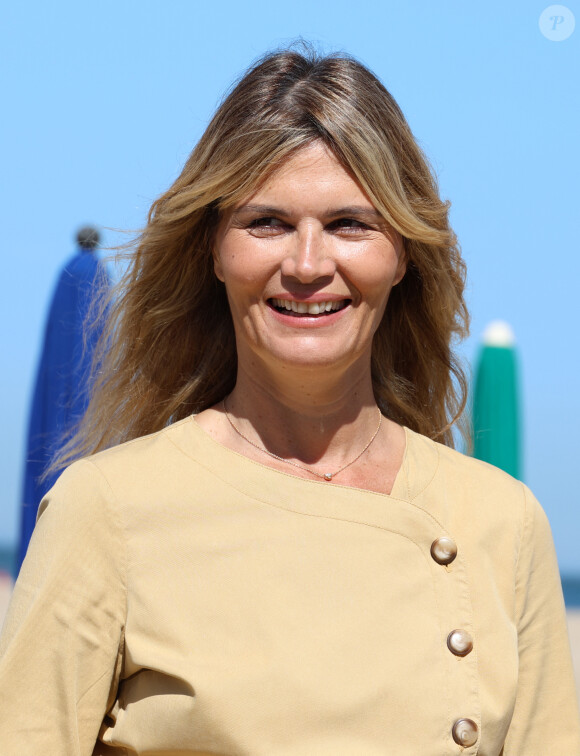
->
[226, 360, 381, 467]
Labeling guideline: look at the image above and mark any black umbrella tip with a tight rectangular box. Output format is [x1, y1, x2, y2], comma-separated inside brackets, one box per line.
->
[76, 225, 100, 250]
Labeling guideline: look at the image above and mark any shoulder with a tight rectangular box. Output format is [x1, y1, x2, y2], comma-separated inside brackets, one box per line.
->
[32, 418, 208, 581]
[47, 417, 208, 512]
[79, 416, 195, 469]
[28, 456, 128, 587]
[403, 428, 540, 547]
[404, 426, 526, 501]
[43, 416, 182, 489]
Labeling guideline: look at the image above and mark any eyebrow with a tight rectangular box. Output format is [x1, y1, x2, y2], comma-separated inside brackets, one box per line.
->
[232, 204, 385, 222]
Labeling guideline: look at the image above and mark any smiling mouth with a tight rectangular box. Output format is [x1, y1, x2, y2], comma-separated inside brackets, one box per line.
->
[268, 298, 351, 316]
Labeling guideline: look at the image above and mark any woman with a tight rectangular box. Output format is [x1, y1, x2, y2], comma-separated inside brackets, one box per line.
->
[1, 49, 578, 755]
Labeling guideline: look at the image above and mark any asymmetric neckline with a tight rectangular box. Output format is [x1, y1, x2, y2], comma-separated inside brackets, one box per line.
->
[161, 416, 441, 508]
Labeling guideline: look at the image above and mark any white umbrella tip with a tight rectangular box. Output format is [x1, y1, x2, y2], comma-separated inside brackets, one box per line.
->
[482, 320, 516, 347]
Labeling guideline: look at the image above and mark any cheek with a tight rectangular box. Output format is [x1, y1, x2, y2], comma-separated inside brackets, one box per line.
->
[214, 246, 245, 287]
[218, 240, 277, 290]
[217, 253, 268, 308]
[354, 254, 403, 302]
[221, 261, 260, 291]
[214, 227, 245, 283]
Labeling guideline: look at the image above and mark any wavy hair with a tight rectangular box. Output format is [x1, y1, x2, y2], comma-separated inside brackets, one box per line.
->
[57, 46, 469, 468]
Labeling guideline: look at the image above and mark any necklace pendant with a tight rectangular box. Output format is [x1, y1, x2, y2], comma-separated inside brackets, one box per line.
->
[323, 473, 333, 481]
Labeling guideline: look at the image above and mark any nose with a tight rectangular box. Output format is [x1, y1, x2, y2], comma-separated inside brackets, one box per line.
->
[280, 224, 336, 282]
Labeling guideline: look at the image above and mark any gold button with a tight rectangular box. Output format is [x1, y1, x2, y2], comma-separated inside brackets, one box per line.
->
[430, 537, 457, 565]
[452, 718, 478, 747]
[447, 629, 474, 657]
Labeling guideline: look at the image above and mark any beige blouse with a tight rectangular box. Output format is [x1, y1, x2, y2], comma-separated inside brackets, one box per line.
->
[0, 417, 578, 755]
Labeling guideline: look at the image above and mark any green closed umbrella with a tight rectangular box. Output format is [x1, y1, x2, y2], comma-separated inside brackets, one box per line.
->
[472, 321, 521, 479]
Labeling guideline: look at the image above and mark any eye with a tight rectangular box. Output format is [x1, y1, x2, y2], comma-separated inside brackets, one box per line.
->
[249, 217, 283, 227]
[247, 217, 289, 235]
[327, 218, 371, 233]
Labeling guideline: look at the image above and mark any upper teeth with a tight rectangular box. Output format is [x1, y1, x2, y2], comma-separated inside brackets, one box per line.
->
[271, 298, 347, 315]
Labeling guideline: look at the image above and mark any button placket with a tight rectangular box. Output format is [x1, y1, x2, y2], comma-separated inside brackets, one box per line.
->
[430, 533, 479, 751]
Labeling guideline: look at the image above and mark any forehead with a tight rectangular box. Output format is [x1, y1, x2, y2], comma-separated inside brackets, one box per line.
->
[239, 142, 374, 209]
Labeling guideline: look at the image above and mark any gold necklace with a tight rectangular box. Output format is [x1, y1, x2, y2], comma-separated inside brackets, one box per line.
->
[222, 398, 382, 482]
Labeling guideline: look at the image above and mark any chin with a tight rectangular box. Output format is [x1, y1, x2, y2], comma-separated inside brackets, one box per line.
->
[261, 341, 365, 373]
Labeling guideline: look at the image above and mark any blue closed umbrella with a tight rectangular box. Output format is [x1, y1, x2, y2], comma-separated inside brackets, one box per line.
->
[17, 233, 109, 573]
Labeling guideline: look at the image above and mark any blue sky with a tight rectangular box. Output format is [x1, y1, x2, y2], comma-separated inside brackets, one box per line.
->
[1, 1, 579, 570]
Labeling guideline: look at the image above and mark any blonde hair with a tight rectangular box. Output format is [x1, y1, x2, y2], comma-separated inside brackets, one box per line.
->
[58, 47, 469, 468]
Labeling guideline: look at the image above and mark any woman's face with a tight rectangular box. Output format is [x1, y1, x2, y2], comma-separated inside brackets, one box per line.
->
[214, 142, 406, 379]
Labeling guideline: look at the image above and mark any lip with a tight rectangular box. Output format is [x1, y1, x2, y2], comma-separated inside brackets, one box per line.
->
[268, 293, 351, 303]
[266, 297, 352, 327]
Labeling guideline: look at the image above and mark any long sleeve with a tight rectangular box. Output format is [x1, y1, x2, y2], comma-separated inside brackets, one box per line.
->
[503, 485, 580, 753]
[0, 460, 126, 755]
